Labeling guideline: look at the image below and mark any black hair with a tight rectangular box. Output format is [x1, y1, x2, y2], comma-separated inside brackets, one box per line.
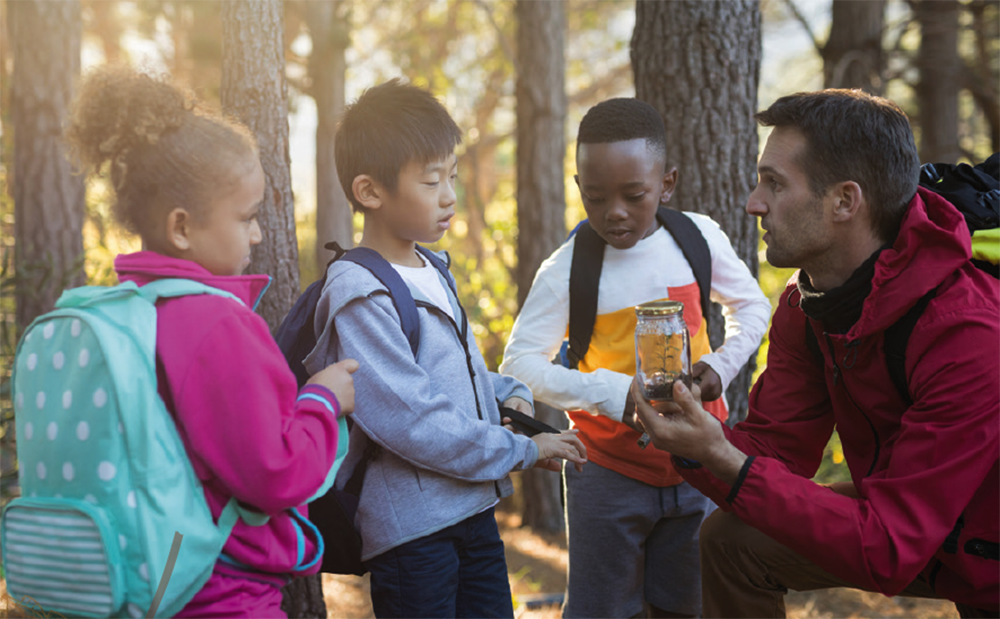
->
[335, 78, 463, 212]
[756, 89, 920, 242]
[576, 98, 667, 164]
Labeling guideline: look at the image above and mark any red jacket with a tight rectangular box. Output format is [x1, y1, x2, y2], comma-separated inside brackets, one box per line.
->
[682, 188, 999, 610]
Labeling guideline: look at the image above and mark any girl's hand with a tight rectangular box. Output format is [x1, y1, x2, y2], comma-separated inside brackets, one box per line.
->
[532, 429, 587, 472]
[307, 358, 360, 415]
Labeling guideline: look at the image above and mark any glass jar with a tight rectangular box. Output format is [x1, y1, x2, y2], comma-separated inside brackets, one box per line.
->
[634, 300, 691, 402]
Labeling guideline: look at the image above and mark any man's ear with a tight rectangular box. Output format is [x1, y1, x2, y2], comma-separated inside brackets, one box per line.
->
[830, 181, 864, 223]
[164, 208, 193, 251]
[352, 174, 382, 210]
[660, 167, 679, 204]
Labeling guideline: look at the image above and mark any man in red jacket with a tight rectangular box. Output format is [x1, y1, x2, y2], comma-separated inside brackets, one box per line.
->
[632, 89, 999, 618]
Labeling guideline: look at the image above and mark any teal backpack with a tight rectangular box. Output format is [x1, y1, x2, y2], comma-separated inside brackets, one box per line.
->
[1, 279, 269, 618]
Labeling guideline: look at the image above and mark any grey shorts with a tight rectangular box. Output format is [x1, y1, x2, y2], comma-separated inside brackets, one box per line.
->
[562, 461, 714, 618]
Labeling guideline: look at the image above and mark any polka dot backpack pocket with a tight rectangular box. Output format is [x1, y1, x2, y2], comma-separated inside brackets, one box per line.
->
[2, 279, 267, 618]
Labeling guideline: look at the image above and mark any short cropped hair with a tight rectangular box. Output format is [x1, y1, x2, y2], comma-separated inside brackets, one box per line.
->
[336, 78, 462, 212]
[756, 89, 919, 242]
[577, 98, 667, 164]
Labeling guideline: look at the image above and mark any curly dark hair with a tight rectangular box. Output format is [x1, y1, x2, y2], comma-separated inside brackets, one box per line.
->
[64, 65, 258, 238]
[576, 98, 667, 165]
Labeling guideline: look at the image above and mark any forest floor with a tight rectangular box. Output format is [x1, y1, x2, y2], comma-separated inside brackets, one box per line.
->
[0, 506, 959, 619]
[321, 506, 959, 619]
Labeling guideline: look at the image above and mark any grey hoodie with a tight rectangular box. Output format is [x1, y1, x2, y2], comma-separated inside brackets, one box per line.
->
[304, 249, 539, 561]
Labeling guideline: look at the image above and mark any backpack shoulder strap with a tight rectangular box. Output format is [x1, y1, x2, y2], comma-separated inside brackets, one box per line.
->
[884, 287, 937, 406]
[341, 247, 421, 358]
[657, 206, 712, 331]
[567, 222, 606, 370]
[140, 278, 243, 305]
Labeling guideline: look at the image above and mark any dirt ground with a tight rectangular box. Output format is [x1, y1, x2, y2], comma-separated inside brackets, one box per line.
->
[0, 507, 960, 619]
[321, 507, 959, 619]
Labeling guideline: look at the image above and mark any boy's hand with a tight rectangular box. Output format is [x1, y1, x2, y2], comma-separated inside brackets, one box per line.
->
[307, 358, 360, 415]
[691, 361, 723, 401]
[501, 396, 532, 432]
[532, 429, 587, 472]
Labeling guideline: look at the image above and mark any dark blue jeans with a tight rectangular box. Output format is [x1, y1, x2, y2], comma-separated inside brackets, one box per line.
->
[365, 507, 514, 619]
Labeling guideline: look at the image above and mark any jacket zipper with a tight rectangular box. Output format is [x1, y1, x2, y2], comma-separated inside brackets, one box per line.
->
[416, 299, 502, 498]
[822, 332, 881, 477]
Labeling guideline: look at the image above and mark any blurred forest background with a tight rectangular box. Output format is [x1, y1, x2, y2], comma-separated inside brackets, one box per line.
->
[0, 0, 997, 615]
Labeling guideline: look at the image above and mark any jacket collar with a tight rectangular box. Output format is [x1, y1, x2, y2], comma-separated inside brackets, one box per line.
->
[850, 187, 971, 340]
[114, 251, 271, 309]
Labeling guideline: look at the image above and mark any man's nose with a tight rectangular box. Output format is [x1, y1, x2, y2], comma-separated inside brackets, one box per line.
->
[745, 185, 766, 217]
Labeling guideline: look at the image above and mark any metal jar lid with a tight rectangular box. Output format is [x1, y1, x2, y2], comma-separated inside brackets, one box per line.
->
[635, 300, 684, 316]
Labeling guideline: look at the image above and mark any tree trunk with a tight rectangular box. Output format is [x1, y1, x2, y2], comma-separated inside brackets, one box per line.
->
[308, 0, 352, 273]
[222, 2, 321, 612]
[221, 0, 300, 333]
[915, 0, 962, 164]
[822, 0, 885, 94]
[631, 0, 762, 424]
[514, 0, 568, 535]
[10, 0, 85, 332]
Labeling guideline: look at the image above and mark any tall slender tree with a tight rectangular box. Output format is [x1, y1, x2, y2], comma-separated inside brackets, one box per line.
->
[10, 0, 85, 332]
[514, 0, 568, 534]
[221, 0, 301, 334]
[221, 3, 321, 611]
[304, 0, 353, 273]
[783, 0, 886, 94]
[914, 0, 963, 163]
[631, 0, 762, 423]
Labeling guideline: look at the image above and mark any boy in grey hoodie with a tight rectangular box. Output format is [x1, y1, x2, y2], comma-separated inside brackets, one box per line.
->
[305, 79, 588, 619]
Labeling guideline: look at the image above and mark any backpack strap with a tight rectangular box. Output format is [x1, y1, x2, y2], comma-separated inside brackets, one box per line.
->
[884, 287, 938, 406]
[340, 247, 422, 358]
[567, 223, 606, 370]
[656, 207, 712, 331]
[565, 207, 713, 370]
[140, 278, 244, 306]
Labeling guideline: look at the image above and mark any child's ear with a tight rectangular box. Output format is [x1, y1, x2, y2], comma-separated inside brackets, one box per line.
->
[660, 167, 679, 204]
[164, 208, 193, 251]
[352, 175, 382, 210]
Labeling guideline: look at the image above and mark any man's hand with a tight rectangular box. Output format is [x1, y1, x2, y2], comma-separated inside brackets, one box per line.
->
[692, 361, 723, 401]
[629, 378, 746, 485]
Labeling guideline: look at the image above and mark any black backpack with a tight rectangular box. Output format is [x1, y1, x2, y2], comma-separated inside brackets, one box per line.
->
[274, 242, 452, 575]
[563, 206, 712, 369]
[805, 153, 1000, 405]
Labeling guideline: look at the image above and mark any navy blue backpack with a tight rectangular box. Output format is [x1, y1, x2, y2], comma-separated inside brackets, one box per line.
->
[274, 242, 452, 575]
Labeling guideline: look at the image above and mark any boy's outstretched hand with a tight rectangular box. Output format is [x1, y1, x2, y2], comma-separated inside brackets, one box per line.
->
[629, 377, 745, 486]
[307, 358, 360, 415]
[691, 361, 723, 401]
[532, 430, 587, 473]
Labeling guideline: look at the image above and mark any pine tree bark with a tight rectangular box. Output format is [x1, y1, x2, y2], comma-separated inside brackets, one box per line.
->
[307, 0, 352, 271]
[631, 0, 762, 424]
[915, 0, 962, 164]
[822, 0, 885, 93]
[221, 2, 323, 615]
[10, 0, 85, 332]
[221, 0, 300, 333]
[515, 0, 569, 534]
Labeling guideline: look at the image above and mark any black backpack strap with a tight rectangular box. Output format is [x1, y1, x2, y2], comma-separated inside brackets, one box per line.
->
[341, 247, 421, 358]
[567, 223, 606, 370]
[884, 287, 938, 406]
[657, 206, 712, 332]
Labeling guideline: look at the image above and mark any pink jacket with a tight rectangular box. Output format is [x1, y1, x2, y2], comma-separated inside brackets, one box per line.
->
[115, 252, 341, 590]
[681, 189, 999, 611]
